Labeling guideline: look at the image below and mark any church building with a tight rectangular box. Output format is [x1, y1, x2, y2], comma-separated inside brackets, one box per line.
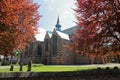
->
[20, 17, 93, 65]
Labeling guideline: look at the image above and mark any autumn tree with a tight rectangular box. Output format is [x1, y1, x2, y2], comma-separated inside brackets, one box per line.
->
[73, 0, 120, 57]
[0, 0, 40, 55]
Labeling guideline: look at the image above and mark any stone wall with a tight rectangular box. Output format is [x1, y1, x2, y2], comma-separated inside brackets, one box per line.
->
[0, 69, 120, 80]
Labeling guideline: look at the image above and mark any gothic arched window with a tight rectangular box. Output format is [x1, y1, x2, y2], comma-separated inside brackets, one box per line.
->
[53, 35, 58, 55]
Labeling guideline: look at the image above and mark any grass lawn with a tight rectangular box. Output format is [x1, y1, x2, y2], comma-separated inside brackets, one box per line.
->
[0, 63, 119, 72]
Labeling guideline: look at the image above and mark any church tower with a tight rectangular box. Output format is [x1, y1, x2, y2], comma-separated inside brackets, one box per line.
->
[55, 16, 61, 31]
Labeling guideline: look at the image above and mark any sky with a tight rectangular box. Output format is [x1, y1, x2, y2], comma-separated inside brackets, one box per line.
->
[33, 0, 76, 31]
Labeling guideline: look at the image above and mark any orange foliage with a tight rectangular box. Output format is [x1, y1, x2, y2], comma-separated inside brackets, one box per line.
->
[73, 0, 120, 57]
[0, 0, 40, 55]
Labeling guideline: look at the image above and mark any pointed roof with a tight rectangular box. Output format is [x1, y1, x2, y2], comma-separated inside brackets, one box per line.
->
[45, 31, 52, 39]
[57, 16, 60, 25]
[55, 16, 61, 31]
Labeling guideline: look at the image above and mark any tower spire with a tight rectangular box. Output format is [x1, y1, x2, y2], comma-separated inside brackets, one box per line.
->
[55, 16, 61, 31]
[57, 16, 59, 24]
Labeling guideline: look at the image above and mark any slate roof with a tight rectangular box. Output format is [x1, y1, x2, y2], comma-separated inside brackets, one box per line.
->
[56, 31, 70, 40]
[34, 27, 74, 41]
[62, 26, 77, 35]
[35, 28, 46, 42]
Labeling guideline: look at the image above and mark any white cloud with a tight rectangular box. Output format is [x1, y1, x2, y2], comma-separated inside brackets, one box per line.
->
[35, 0, 76, 30]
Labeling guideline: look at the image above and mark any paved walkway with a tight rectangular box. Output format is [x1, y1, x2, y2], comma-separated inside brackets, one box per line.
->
[47, 63, 120, 67]
[0, 65, 19, 69]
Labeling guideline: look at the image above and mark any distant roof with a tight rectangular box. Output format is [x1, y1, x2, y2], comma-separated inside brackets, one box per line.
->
[35, 28, 46, 42]
[62, 26, 77, 35]
[56, 31, 70, 40]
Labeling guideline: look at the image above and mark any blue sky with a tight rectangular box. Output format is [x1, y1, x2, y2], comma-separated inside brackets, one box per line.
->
[33, 0, 76, 31]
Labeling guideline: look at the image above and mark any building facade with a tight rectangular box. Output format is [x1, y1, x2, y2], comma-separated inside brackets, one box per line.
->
[21, 17, 95, 65]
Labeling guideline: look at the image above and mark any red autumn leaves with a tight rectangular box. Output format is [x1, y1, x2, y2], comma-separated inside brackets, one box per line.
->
[73, 0, 120, 57]
[0, 0, 40, 55]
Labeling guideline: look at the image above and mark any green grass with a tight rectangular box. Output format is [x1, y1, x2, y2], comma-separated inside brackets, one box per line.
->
[0, 65, 96, 72]
[0, 63, 119, 72]
[31, 65, 95, 72]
